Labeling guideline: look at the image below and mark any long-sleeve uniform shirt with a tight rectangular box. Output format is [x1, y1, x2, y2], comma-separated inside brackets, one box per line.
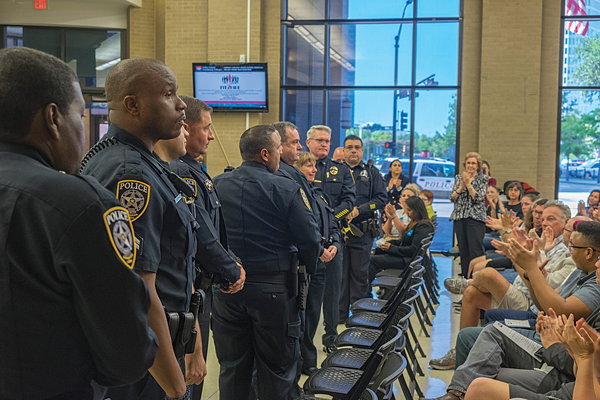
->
[213, 161, 321, 276]
[170, 154, 240, 284]
[347, 161, 387, 224]
[314, 157, 356, 221]
[81, 124, 197, 313]
[0, 142, 157, 399]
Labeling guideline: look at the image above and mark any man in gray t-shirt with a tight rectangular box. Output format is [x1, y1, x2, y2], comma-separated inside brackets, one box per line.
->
[422, 221, 600, 400]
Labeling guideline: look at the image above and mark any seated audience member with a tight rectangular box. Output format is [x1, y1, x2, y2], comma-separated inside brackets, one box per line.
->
[419, 189, 437, 227]
[504, 181, 525, 219]
[578, 189, 600, 218]
[423, 221, 600, 399]
[433, 203, 577, 370]
[382, 183, 420, 237]
[483, 186, 505, 251]
[470, 198, 548, 276]
[511, 192, 538, 228]
[384, 159, 409, 207]
[369, 196, 434, 282]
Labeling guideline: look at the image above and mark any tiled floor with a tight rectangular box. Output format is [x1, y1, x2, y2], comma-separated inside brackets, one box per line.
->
[201, 255, 462, 399]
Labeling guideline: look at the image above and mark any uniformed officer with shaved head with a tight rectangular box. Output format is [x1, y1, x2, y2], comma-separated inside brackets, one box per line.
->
[81, 58, 205, 400]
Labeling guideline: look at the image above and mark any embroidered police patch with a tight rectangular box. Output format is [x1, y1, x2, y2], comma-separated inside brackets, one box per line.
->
[330, 166, 338, 175]
[360, 170, 368, 179]
[116, 180, 150, 221]
[182, 178, 197, 204]
[300, 188, 311, 210]
[103, 206, 136, 269]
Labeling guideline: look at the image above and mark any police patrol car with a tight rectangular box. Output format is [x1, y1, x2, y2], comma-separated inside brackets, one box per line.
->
[375, 157, 456, 198]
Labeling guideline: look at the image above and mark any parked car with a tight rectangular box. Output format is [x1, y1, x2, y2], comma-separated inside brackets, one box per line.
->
[560, 159, 586, 177]
[374, 157, 456, 198]
[573, 159, 600, 179]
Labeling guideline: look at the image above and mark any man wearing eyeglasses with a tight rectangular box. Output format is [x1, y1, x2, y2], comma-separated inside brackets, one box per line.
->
[306, 125, 356, 354]
[431, 201, 575, 371]
[422, 220, 600, 400]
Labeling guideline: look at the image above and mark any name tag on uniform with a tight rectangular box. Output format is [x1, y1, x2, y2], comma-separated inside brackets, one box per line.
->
[175, 193, 182, 203]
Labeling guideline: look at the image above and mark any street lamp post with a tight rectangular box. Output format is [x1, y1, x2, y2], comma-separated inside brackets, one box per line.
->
[392, 0, 413, 156]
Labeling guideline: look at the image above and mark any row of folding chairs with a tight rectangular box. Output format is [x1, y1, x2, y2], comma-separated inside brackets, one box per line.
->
[301, 255, 434, 399]
[368, 234, 440, 397]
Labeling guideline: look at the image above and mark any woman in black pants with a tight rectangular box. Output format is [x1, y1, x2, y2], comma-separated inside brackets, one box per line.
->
[368, 196, 435, 283]
[449, 152, 488, 278]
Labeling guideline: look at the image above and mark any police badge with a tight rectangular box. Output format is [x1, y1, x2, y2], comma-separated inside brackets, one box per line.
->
[329, 166, 338, 175]
[205, 178, 214, 192]
[103, 206, 136, 269]
[116, 180, 150, 221]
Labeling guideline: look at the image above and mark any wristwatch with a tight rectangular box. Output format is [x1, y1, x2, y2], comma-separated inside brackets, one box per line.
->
[503, 229, 513, 235]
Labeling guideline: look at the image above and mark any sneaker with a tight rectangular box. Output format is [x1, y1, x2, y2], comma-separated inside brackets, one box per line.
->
[444, 277, 468, 295]
[429, 348, 456, 370]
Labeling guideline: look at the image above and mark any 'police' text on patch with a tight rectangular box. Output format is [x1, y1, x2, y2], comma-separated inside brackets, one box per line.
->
[117, 180, 151, 221]
[103, 206, 136, 269]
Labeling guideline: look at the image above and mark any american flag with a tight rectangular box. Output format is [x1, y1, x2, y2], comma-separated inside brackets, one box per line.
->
[566, 0, 589, 36]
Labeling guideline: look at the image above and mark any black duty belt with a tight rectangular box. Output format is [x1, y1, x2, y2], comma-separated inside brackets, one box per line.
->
[245, 273, 289, 285]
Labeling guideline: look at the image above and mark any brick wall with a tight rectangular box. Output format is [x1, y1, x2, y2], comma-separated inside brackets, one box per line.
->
[128, 0, 281, 176]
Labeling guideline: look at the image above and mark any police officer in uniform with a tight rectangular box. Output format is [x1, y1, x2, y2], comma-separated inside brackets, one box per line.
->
[81, 58, 205, 400]
[0, 48, 157, 400]
[306, 125, 356, 352]
[212, 125, 320, 400]
[170, 96, 246, 400]
[339, 135, 387, 318]
[294, 152, 342, 376]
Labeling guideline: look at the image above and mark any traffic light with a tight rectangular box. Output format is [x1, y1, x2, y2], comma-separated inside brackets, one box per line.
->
[385, 142, 396, 150]
[400, 111, 408, 131]
[402, 145, 407, 154]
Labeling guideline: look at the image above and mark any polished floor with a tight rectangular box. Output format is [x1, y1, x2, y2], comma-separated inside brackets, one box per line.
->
[200, 255, 462, 399]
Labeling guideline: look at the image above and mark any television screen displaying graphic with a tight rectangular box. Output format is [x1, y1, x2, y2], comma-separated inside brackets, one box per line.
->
[192, 63, 268, 112]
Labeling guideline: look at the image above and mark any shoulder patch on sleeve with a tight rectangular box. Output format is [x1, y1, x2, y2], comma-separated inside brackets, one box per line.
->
[103, 206, 136, 269]
[116, 180, 150, 221]
[182, 178, 198, 204]
[300, 188, 311, 210]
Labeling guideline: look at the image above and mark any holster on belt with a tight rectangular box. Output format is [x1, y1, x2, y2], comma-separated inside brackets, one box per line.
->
[165, 289, 205, 358]
[297, 264, 310, 311]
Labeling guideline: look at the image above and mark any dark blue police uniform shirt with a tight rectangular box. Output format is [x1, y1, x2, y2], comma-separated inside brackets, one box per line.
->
[170, 154, 240, 283]
[81, 124, 196, 312]
[213, 161, 321, 275]
[312, 186, 342, 254]
[0, 142, 157, 398]
[348, 161, 387, 223]
[314, 157, 356, 221]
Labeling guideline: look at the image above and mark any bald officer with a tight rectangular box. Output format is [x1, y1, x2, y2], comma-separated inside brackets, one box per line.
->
[213, 125, 320, 400]
[0, 48, 157, 399]
[81, 59, 204, 400]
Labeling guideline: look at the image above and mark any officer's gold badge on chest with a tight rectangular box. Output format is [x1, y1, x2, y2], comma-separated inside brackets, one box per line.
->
[103, 206, 137, 269]
[116, 180, 150, 221]
[330, 166, 338, 175]
[182, 178, 198, 204]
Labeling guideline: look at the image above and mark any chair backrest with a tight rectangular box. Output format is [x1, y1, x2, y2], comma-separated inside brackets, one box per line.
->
[380, 259, 421, 313]
[370, 352, 408, 398]
[343, 351, 385, 400]
[369, 325, 403, 357]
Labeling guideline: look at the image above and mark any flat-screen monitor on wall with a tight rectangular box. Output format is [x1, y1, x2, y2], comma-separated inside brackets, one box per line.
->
[192, 63, 268, 112]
